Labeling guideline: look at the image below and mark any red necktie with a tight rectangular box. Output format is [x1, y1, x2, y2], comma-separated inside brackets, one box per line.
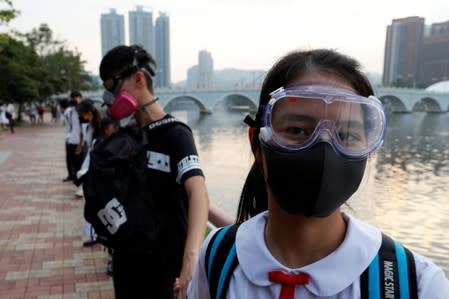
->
[268, 271, 310, 299]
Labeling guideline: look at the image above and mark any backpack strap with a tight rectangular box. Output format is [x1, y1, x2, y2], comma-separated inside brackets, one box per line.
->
[360, 233, 418, 299]
[205, 224, 240, 299]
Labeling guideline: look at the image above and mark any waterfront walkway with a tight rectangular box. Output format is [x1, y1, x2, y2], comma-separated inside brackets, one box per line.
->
[0, 116, 113, 299]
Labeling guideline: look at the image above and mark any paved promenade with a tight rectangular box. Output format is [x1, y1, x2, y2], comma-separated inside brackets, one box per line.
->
[0, 117, 113, 299]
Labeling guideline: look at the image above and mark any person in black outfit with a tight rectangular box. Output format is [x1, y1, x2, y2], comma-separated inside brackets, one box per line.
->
[99, 45, 209, 299]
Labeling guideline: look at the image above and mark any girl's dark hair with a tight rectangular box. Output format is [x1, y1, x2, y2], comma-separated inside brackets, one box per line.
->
[77, 99, 101, 140]
[99, 44, 157, 93]
[236, 49, 374, 223]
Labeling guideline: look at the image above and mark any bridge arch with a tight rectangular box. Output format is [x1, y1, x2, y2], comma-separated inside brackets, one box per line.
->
[163, 95, 208, 113]
[379, 95, 407, 113]
[420, 97, 442, 113]
[214, 93, 258, 111]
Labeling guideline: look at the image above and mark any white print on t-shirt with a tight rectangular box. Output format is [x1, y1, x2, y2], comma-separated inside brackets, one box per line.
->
[97, 198, 127, 234]
[147, 151, 171, 173]
[176, 155, 201, 184]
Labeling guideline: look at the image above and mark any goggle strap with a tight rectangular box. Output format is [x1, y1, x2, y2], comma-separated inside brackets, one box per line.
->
[243, 115, 256, 128]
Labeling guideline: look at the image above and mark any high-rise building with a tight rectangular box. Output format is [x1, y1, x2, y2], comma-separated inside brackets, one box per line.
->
[198, 50, 214, 89]
[419, 20, 449, 85]
[155, 12, 171, 88]
[100, 9, 125, 56]
[187, 65, 199, 89]
[383, 16, 425, 86]
[129, 6, 154, 54]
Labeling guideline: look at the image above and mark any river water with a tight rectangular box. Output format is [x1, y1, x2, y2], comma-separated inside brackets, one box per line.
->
[169, 106, 449, 276]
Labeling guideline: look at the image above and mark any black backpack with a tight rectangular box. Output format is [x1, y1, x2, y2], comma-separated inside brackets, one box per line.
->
[83, 126, 157, 248]
[205, 224, 418, 299]
[83, 117, 187, 249]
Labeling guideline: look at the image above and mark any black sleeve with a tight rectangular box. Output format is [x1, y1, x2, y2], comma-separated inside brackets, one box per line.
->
[169, 124, 204, 185]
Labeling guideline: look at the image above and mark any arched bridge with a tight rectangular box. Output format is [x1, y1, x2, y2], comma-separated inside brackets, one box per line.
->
[80, 87, 449, 114]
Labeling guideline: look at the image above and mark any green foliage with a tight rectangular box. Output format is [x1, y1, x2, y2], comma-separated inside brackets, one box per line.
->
[24, 23, 63, 56]
[0, 20, 98, 107]
[0, 36, 40, 102]
[0, 0, 19, 25]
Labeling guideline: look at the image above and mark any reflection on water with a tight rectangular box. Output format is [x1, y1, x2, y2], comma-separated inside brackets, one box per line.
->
[170, 107, 449, 276]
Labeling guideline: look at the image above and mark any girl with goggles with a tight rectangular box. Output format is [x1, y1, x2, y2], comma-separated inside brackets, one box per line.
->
[188, 49, 449, 299]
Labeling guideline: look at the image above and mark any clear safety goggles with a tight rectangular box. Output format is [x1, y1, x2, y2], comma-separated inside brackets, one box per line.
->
[259, 85, 387, 159]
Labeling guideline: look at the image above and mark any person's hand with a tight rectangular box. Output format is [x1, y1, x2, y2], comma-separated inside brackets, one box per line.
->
[173, 278, 182, 299]
[75, 144, 83, 155]
[172, 254, 197, 299]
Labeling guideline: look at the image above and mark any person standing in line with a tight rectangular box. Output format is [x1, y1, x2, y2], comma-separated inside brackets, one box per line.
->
[76, 99, 102, 248]
[0, 102, 8, 130]
[62, 91, 84, 185]
[99, 45, 209, 299]
[5, 101, 15, 133]
[37, 101, 45, 124]
[27, 102, 37, 124]
[50, 101, 58, 124]
[188, 49, 449, 298]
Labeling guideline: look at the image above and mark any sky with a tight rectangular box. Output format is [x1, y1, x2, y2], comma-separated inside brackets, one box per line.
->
[4, 0, 449, 83]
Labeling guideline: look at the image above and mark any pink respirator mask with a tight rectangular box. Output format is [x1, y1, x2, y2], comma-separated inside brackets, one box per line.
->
[103, 90, 159, 121]
[108, 91, 139, 120]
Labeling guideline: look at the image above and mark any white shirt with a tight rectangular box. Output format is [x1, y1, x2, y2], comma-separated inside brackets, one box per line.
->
[64, 107, 81, 145]
[0, 105, 8, 124]
[6, 103, 15, 119]
[188, 211, 449, 299]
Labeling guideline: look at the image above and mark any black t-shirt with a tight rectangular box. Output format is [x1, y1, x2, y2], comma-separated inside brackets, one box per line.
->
[142, 114, 204, 252]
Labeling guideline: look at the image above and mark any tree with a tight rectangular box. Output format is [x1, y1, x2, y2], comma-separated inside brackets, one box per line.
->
[24, 23, 63, 56]
[23, 24, 97, 93]
[0, 12, 98, 120]
[0, 0, 19, 25]
[0, 36, 42, 120]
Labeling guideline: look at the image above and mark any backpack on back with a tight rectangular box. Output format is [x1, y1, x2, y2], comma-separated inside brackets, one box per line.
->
[83, 127, 157, 248]
[83, 117, 188, 249]
[205, 224, 418, 299]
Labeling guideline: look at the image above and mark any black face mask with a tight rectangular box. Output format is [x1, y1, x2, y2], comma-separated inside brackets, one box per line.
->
[260, 142, 367, 217]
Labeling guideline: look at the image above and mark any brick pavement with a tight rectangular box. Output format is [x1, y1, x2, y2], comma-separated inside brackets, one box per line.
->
[0, 116, 114, 299]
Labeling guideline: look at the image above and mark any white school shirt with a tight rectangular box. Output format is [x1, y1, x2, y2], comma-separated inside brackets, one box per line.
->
[188, 211, 449, 299]
[64, 107, 81, 145]
[6, 103, 15, 119]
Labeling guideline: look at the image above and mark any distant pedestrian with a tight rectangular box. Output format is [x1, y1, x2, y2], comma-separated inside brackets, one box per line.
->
[50, 101, 58, 124]
[27, 103, 37, 124]
[0, 102, 8, 131]
[37, 101, 45, 124]
[5, 101, 15, 134]
[62, 92, 84, 184]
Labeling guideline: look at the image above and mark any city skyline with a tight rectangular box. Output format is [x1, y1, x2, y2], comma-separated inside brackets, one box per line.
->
[383, 17, 449, 87]
[5, 0, 449, 83]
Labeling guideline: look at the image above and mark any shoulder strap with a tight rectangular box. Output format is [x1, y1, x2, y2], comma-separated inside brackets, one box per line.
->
[360, 233, 418, 299]
[205, 224, 240, 299]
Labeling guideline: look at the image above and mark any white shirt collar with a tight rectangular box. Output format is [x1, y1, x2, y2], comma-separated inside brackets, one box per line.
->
[236, 211, 381, 296]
